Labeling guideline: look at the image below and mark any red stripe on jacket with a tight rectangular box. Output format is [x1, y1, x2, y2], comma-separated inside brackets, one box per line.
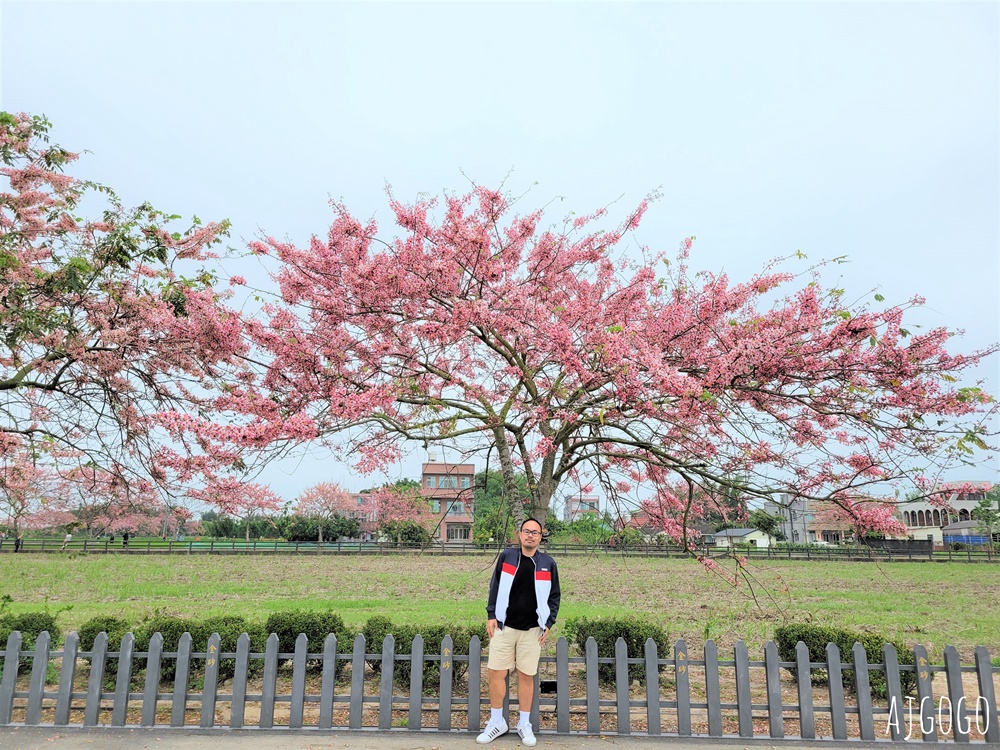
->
[536, 570, 551, 581]
[502, 562, 517, 576]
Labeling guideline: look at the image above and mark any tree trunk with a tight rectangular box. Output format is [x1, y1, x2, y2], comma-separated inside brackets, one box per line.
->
[494, 428, 526, 530]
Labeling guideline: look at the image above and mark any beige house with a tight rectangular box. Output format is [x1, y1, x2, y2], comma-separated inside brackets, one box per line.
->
[421, 462, 476, 542]
[707, 527, 772, 548]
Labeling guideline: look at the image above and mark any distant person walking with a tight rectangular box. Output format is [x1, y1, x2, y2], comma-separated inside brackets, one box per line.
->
[61, 532, 72, 550]
[478, 517, 561, 747]
[14, 532, 23, 553]
[122, 531, 130, 549]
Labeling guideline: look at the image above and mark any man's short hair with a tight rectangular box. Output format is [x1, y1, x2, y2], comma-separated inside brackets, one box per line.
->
[520, 517, 543, 532]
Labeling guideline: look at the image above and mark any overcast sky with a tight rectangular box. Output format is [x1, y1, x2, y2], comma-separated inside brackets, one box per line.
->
[3, 1, 998, 504]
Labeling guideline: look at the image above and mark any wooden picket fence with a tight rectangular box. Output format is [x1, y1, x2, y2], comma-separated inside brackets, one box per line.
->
[1, 630, 998, 743]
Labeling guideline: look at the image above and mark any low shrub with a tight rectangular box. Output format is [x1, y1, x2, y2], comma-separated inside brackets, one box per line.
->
[566, 615, 670, 685]
[0, 611, 63, 677]
[77, 616, 131, 652]
[265, 610, 347, 655]
[774, 623, 916, 699]
[201, 615, 269, 679]
[135, 615, 204, 682]
[362, 616, 487, 688]
[76, 616, 132, 688]
[11, 611, 62, 647]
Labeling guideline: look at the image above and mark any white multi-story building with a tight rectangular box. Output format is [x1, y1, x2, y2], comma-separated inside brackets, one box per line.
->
[563, 493, 600, 522]
[898, 480, 992, 545]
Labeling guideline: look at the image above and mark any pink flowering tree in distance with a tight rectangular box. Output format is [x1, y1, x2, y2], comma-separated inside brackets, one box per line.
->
[238, 185, 996, 550]
[368, 484, 435, 545]
[295, 481, 355, 543]
[0, 112, 290, 522]
[189, 479, 282, 542]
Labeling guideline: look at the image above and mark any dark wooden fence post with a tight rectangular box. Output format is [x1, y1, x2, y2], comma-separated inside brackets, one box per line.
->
[141, 632, 164, 727]
[25, 630, 50, 725]
[170, 632, 192, 728]
[556, 637, 570, 733]
[585, 637, 599, 733]
[704, 639, 723, 737]
[467, 635, 481, 733]
[439, 634, 454, 730]
[764, 640, 784, 738]
[826, 642, 848, 740]
[55, 632, 79, 726]
[349, 633, 365, 729]
[673, 638, 690, 736]
[259, 632, 280, 729]
[943, 645, 969, 742]
[378, 634, 395, 730]
[318, 633, 337, 730]
[644, 638, 661, 735]
[111, 633, 135, 726]
[84, 631, 108, 726]
[852, 642, 875, 741]
[289, 633, 309, 729]
[883, 643, 905, 742]
[913, 644, 936, 743]
[974, 646, 999, 743]
[200, 632, 221, 728]
[734, 640, 753, 738]
[228, 633, 250, 729]
[795, 641, 815, 739]
[615, 637, 630, 735]
[409, 634, 424, 730]
[0, 631, 20, 725]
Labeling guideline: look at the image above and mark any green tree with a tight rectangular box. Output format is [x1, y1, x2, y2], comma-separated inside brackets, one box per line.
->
[972, 488, 1000, 550]
[472, 470, 527, 544]
[748, 509, 786, 542]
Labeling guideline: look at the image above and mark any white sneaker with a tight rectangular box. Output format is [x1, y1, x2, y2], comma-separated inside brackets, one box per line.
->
[517, 721, 537, 747]
[476, 718, 509, 744]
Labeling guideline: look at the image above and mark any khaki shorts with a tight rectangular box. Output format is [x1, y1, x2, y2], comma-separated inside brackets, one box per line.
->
[487, 625, 542, 675]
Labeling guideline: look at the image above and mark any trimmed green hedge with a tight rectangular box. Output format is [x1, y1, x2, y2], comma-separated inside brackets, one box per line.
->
[775, 623, 917, 699]
[565, 615, 670, 685]
[362, 615, 487, 687]
[0, 611, 63, 676]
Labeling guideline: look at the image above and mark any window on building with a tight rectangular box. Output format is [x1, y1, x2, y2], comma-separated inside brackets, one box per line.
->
[447, 524, 471, 540]
[460, 476, 471, 489]
[425, 476, 436, 489]
[429, 500, 441, 514]
[448, 501, 465, 516]
[439, 476, 458, 489]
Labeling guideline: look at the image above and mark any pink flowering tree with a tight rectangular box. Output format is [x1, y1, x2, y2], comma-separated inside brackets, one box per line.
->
[368, 485, 435, 545]
[0, 112, 282, 521]
[0, 443, 67, 535]
[237, 186, 996, 549]
[295, 481, 355, 543]
[189, 479, 283, 542]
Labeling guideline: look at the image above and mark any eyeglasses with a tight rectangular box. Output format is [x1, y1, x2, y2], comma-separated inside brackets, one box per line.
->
[521, 529, 542, 536]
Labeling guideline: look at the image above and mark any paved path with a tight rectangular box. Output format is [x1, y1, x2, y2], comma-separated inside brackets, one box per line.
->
[0, 727, 894, 750]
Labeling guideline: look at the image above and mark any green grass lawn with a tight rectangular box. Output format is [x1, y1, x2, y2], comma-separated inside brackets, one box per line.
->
[2, 552, 997, 659]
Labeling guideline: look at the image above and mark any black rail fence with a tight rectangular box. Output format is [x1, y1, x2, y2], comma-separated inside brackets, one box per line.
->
[2, 537, 998, 562]
[1, 630, 998, 742]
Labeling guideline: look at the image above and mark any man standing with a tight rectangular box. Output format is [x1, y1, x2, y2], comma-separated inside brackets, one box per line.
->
[478, 518, 561, 747]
